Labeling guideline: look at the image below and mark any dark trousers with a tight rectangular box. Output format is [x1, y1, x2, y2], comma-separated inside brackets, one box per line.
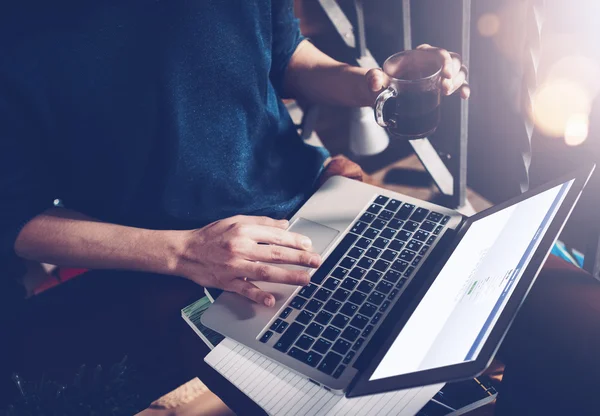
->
[2, 255, 600, 415]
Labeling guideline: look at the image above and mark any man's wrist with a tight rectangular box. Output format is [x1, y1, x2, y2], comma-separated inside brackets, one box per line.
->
[340, 65, 372, 107]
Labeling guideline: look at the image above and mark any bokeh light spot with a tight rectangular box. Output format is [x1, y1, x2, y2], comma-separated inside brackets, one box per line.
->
[564, 113, 589, 146]
[547, 55, 600, 98]
[477, 13, 500, 37]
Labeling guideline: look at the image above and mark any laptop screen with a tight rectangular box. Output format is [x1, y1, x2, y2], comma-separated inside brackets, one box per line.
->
[369, 180, 574, 381]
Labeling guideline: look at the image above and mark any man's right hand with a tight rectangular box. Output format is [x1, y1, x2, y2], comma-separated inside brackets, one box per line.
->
[175, 215, 321, 307]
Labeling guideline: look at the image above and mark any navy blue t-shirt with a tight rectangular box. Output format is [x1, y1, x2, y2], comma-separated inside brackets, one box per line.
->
[0, 0, 328, 285]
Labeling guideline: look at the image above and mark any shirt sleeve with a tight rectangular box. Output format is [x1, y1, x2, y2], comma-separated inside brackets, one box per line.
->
[0, 87, 55, 284]
[270, 0, 305, 97]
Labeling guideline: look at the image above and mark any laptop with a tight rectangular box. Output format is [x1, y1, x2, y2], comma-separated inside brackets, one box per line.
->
[202, 164, 594, 398]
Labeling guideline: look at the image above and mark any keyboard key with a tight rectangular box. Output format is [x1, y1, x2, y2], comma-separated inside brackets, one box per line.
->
[322, 326, 341, 341]
[380, 227, 396, 239]
[323, 278, 341, 291]
[363, 228, 379, 240]
[332, 288, 350, 302]
[412, 255, 423, 267]
[420, 245, 430, 255]
[403, 221, 419, 232]
[314, 288, 332, 302]
[280, 307, 292, 319]
[306, 322, 324, 337]
[365, 270, 382, 283]
[388, 218, 404, 230]
[340, 302, 358, 317]
[396, 278, 407, 289]
[331, 314, 350, 329]
[375, 280, 393, 294]
[352, 337, 365, 351]
[274, 322, 304, 352]
[360, 212, 376, 223]
[379, 300, 391, 312]
[385, 199, 402, 212]
[371, 219, 387, 230]
[332, 339, 351, 355]
[375, 195, 389, 205]
[372, 313, 383, 325]
[414, 230, 429, 242]
[378, 210, 394, 221]
[260, 331, 274, 343]
[318, 352, 343, 375]
[427, 236, 436, 245]
[357, 256, 374, 269]
[356, 237, 372, 249]
[296, 334, 315, 350]
[396, 230, 412, 241]
[365, 247, 381, 259]
[427, 211, 444, 222]
[434, 225, 443, 235]
[348, 247, 364, 259]
[351, 221, 368, 235]
[441, 215, 450, 225]
[405, 266, 415, 276]
[299, 284, 317, 298]
[381, 249, 398, 262]
[388, 289, 400, 300]
[296, 310, 314, 325]
[410, 208, 429, 222]
[331, 267, 348, 279]
[389, 239, 405, 251]
[359, 303, 377, 317]
[368, 292, 386, 306]
[310, 233, 357, 285]
[372, 237, 390, 249]
[341, 326, 360, 342]
[395, 204, 414, 220]
[350, 314, 369, 329]
[343, 350, 356, 364]
[399, 250, 416, 262]
[349, 291, 367, 305]
[275, 321, 289, 333]
[324, 299, 342, 313]
[362, 325, 374, 337]
[270, 319, 282, 331]
[341, 277, 359, 291]
[349, 267, 366, 279]
[366, 204, 382, 215]
[333, 365, 346, 379]
[313, 338, 333, 354]
[420, 220, 436, 232]
[314, 310, 333, 325]
[384, 270, 401, 283]
[406, 240, 423, 252]
[340, 256, 356, 270]
[373, 259, 390, 272]
[391, 260, 409, 273]
[288, 347, 322, 368]
[357, 280, 375, 293]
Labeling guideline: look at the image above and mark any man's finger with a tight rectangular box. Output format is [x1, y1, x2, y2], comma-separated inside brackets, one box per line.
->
[245, 226, 315, 251]
[232, 215, 289, 229]
[249, 244, 321, 268]
[228, 278, 275, 307]
[416, 44, 453, 78]
[365, 68, 389, 92]
[459, 83, 471, 100]
[246, 262, 311, 286]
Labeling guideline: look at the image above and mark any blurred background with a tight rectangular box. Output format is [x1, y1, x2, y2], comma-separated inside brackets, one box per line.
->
[294, 0, 600, 259]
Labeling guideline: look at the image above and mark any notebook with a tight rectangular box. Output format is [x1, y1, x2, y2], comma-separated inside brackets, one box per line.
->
[204, 338, 443, 416]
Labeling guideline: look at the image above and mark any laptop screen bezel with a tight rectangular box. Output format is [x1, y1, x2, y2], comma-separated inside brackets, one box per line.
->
[346, 165, 595, 398]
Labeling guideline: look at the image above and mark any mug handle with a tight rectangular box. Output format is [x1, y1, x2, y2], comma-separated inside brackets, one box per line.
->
[374, 86, 398, 128]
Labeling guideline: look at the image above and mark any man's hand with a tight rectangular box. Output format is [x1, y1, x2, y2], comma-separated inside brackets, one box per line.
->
[365, 44, 471, 105]
[175, 215, 322, 307]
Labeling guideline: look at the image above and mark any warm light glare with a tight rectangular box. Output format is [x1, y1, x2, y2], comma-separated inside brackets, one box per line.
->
[564, 113, 589, 146]
[477, 13, 500, 37]
[547, 55, 600, 98]
[532, 80, 591, 137]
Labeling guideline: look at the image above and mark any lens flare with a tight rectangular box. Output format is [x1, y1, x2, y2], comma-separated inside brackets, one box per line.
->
[532, 80, 591, 138]
[547, 55, 600, 98]
[564, 113, 589, 146]
[477, 13, 500, 37]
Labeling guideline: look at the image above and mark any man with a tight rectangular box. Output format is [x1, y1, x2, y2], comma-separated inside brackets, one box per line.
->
[1, 1, 598, 414]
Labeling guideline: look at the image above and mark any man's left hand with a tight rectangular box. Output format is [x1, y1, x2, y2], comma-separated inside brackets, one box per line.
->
[365, 44, 470, 105]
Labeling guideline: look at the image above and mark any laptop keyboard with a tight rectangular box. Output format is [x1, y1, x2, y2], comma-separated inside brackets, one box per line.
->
[259, 195, 450, 379]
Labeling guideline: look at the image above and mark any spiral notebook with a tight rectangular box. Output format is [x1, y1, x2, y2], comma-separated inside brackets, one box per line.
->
[204, 338, 442, 416]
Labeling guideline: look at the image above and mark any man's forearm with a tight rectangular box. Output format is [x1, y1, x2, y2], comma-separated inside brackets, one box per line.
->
[283, 40, 373, 107]
[15, 208, 183, 276]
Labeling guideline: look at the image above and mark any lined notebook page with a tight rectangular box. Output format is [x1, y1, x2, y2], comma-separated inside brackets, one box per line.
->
[205, 338, 443, 416]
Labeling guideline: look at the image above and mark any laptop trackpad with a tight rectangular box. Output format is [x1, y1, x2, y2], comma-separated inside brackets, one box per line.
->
[288, 217, 339, 259]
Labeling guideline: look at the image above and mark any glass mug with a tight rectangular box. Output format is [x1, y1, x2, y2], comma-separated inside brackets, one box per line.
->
[374, 49, 445, 139]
